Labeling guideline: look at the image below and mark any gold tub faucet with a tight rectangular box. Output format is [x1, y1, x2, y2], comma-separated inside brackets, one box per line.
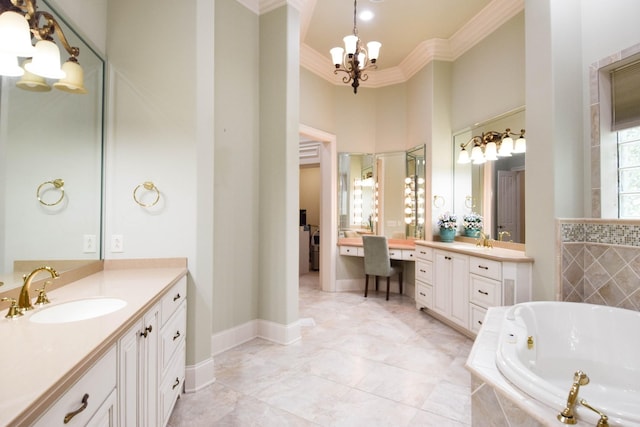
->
[558, 370, 590, 424]
[18, 266, 59, 311]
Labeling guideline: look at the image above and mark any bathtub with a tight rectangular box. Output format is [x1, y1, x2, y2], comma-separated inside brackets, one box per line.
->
[496, 301, 640, 426]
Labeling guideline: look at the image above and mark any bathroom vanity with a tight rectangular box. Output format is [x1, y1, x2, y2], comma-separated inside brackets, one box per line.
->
[0, 259, 187, 427]
[415, 240, 532, 337]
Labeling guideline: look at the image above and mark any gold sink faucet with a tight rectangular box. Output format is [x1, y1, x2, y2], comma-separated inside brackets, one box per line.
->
[18, 266, 59, 311]
[476, 231, 493, 248]
[558, 370, 589, 424]
[498, 231, 511, 242]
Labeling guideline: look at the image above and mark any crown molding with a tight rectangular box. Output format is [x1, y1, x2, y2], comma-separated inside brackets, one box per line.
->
[300, 0, 524, 88]
[235, 0, 305, 15]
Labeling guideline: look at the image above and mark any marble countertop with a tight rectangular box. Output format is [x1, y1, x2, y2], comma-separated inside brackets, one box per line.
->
[415, 240, 533, 262]
[0, 261, 187, 426]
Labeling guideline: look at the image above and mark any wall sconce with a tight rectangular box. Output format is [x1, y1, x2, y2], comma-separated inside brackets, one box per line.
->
[458, 128, 526, 164]
[0, 0, 86, 93]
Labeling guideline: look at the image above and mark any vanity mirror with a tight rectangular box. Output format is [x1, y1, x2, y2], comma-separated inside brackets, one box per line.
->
[0, 0, 104, 290]
[338, 153, 375, 236]
[405, 145, 426, 239]
[453, 108, 526, 243]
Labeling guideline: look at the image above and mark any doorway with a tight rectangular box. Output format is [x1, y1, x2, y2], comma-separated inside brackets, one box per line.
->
[299, 124, 337, 292]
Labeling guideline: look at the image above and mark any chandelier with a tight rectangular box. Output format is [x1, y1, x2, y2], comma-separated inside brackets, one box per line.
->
[457, 128, 526, 164]
[329, 0, 381, 94]
[0, 0, 86, 93]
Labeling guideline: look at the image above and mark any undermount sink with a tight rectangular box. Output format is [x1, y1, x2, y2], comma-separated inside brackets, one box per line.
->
[29, 297, 127, 324]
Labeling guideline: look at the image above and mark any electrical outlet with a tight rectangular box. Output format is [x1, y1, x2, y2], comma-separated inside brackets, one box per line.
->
[83, 234, 97, 253]
[111, 234, 124, 253]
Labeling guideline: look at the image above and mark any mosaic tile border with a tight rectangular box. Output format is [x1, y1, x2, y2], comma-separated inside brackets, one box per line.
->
[561, 221, 640, 246]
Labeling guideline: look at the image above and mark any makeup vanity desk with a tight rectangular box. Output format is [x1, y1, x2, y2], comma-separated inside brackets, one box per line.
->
[337, 237, 416, 261]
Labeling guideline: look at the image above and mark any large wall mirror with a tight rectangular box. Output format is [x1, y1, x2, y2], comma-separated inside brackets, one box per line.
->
[0, 0, 104, 290]
[338, 146, 426, 240]
[453, 108, 525, 243]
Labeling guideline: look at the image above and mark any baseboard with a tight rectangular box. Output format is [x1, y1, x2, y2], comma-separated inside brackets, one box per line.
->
[335, 278, 363, 292]
[211, 318, 302, 356]
[184, 357, 215, 393]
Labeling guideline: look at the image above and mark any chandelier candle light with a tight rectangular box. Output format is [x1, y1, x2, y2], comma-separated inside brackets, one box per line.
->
[0, 0, 86, 93]
[330, 0, 381, 94]
[458, 128, 526, 164]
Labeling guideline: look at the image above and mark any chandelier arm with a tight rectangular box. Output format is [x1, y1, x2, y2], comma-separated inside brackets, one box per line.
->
[34, 10, 80, 57]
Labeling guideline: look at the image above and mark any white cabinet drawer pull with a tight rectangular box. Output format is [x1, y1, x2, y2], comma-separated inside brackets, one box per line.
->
[419, 292, 426, 297]
[478, 320, 483, 325]
[444, 256, 452, 260]
[478, 265, 489, 270]
[419, 269, 426, 273]
[173, 293, 181, 302]
[477, 290, 489, 296]
[64, 393, 89, 424]
[172, 377, 181, 390]
[173, 330, 181, 341]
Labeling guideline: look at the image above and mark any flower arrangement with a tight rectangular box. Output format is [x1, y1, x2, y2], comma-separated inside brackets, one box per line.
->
[437, 212, 457, 230]
[463, 212, 483, 231]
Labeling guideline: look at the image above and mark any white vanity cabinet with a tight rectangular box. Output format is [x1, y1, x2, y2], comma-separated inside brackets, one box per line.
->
[33, 346, 118, 427]
[433, 250, 469, 329]
[414, 246, 433, 309]
[118, 276, 187, 427]
[415, 242, 532, 336]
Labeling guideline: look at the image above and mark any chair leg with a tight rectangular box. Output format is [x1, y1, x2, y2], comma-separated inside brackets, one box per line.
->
[364, 274, 369, 298]
[386, 276, 391, 300]
[375, 276, 379, 291]
[399, 272, 403, 295]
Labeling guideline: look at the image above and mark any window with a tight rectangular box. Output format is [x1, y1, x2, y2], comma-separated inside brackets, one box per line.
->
[618, 126, 640, 217]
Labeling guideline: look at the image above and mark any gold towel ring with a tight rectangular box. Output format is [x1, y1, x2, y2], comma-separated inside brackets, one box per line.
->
[37, 178, 65, 206]
[433, 195, 445, 209]
[133, 181, 160, 207]
[465, 195, 475, 209]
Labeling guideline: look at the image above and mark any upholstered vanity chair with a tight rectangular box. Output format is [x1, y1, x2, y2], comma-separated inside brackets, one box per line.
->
[362, 235, 403, 300]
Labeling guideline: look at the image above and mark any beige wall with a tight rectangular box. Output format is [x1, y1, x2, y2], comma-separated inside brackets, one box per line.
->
[300, 167, 321, 227]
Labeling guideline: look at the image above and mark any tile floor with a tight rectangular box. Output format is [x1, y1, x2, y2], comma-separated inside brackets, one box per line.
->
[167, 272, 473, 426]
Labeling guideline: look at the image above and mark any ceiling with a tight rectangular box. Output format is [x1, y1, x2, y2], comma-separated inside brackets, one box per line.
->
[299, 0, 524, 88]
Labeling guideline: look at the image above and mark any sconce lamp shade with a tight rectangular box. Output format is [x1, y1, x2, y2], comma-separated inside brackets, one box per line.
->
[0, 11, 36, 57]
[498, 136, 513, 157]
[484, 141, 498, 161]
[0, 52, 24, 76]
[53, 59, 87, 94]
[330, 47, 344, 67]
[25, 40, 66, 79]
[16, 59, 51, 92]
[458, 148, 470, 164]
[513, 136, 526, 153]
[367, 41, 381, 62]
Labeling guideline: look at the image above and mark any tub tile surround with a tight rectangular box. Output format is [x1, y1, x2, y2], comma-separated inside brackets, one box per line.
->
[559, 219, 640, 311]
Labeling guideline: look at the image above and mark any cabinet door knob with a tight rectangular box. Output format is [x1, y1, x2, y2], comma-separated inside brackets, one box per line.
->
[173, 330, 181, 341]
[140, 325, 153, 338]
[63, 393, 89, 424]
[173, 293, 181, 302]
[172, 377, 181, 390]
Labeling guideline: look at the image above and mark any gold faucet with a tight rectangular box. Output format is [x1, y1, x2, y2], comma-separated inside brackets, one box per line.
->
[558, 370, 590, 424]
[498, 231, 511, 242]
[476, 231, 493, 248]
[18, 266, 59, 311]
[580, 399, 609, 426]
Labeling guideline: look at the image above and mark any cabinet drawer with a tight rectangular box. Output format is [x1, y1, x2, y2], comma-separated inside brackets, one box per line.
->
[161, 302, 187, 375]
[159, 344, 186, 426]
[402, 250, 415, 261]
[161, 276, 187, 326]
[33, 347, 117, 427]
[389, 249, 402, 260]
[415, 282, 432, 309]
[415, 260, 432, 284]
[469, 274, 501, 308]
[470, 304, 487, 334]
[469, 256, 502, 281]
[339, 245, 363, 257]
[415, 245, 433, 261]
